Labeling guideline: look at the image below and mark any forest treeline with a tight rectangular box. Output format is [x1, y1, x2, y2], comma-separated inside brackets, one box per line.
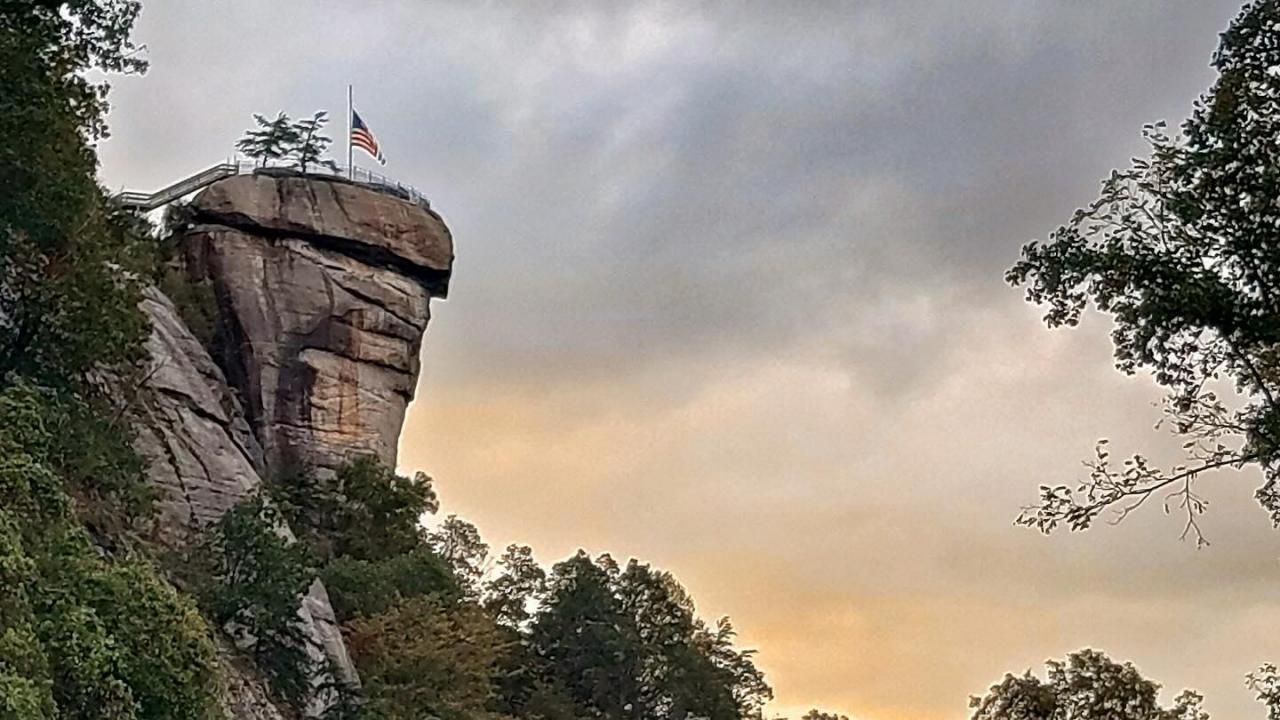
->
[183, 455, 775, 719]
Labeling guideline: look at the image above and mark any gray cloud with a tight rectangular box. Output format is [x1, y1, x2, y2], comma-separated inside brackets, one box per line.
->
[104, 2, 1239, 393]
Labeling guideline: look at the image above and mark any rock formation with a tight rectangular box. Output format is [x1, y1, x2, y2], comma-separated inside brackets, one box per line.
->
[183, 173, 452, 474]
[132, 171, 453, 718]
[133, 286, 264, 536]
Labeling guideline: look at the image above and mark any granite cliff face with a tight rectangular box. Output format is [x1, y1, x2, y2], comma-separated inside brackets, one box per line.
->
[132, 172, 452, 717]
[184, 173, 452, 474]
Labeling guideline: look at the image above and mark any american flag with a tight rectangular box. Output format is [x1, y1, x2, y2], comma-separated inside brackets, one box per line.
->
[350, 109, 386, 165]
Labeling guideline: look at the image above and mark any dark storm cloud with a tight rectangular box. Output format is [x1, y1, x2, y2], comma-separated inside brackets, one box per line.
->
[408, 0, 1243, 391]
[103, 2, 1239, 393]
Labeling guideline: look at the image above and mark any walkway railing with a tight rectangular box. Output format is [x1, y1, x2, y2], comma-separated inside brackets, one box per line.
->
[326, 164, 433, 210]
[116, 162, 239, 211]
[116, 161, 432, 212]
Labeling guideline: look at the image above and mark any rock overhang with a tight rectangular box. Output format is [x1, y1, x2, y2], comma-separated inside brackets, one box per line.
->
[191, 172, 453, 297]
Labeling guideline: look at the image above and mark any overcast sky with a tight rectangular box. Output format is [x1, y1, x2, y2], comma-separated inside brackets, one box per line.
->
[98, 2, 1280, 718]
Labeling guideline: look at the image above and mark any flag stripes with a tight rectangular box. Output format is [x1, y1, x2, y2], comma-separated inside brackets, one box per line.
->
[350, 108, 386, 165]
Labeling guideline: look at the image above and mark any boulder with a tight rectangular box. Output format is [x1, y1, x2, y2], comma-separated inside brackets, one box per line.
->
[132, 286, 264, 540]
[182, 226, 430, 472]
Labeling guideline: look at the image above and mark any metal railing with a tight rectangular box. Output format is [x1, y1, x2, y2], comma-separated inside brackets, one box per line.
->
[116, 162, 239, 211]
[289, 163, 433, 211]
[115, 161, 432, 212]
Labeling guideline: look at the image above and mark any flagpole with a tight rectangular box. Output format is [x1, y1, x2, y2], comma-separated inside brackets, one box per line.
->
[347, 84, 353, 180]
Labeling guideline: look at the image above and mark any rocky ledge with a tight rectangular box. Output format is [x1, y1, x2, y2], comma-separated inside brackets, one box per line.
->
[193, 173, 451, 294]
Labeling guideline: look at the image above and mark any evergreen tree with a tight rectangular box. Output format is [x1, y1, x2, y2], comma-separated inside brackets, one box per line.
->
[290, 110, 339, 173]
[483, 544, 546, 628]
[236, 111, 299, 168]
[429, 514, 490, 599]
[530, 552, 639, 719]
[525, 552, 772, 720]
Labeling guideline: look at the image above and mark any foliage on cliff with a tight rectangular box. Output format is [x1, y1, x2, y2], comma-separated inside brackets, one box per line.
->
[0, 1, 221, 717]
[0, 384, 218, 720]
[184, 496, 319, 709]
[0, 0, 153, 385]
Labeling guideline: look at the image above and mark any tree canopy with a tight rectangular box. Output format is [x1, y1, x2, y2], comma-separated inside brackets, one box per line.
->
[252, 455, 777, 719]
[969, 650, 1207, 720]
[522, 552, 772, 720]
[0, 0, 152, 387]
[1003, 5, 1280, 714]
[1008, 0, 1280, 546]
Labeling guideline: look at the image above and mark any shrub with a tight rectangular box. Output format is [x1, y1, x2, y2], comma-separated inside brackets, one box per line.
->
[186, 494, 318, 709]
[321, 546, 459, 622]
[0, 384, 219, 720]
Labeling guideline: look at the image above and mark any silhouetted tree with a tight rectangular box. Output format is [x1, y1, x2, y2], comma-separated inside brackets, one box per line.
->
[800, 711, 850, 720]
[1007, 2, 1280, 697]
[1248, 664, 1280, 720]
[970, 650, 1208, 720]
[1008, 0, 1280, 547]
[530, 552, 639, 719]
[483, 543, 546, 628]
[429, 514, 490, 598]
[525, 552, 772, 720]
